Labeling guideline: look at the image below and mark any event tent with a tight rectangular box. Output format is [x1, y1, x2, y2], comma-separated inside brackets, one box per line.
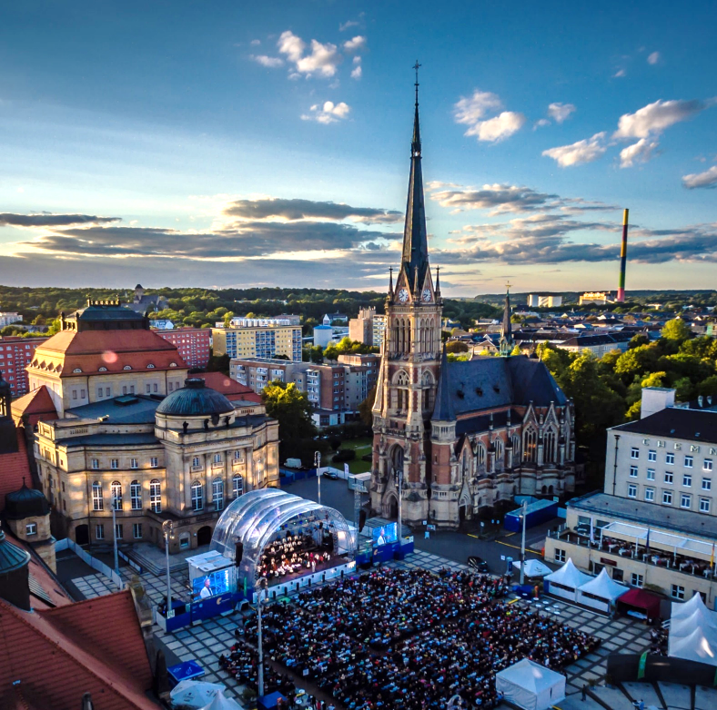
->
[668, 626, 717, 667]
[671, 592, 714, 624]
[671, 606, 717, 640]
[512, 559, 553, 578]
[543, 559, 592, 602]
[170, 680, 226, 709]
[577, 569, 628, 613]
[495, 658, 566, 710]
[616, 587, 662, 623]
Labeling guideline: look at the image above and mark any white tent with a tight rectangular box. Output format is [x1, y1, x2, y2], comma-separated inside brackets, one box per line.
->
[544, 558, 592, 602]
[670, 606, 717, 640]
[671, 592, 714, 624]
[512, 559, 553, 578]
[170, 680, 226, 709]
[199, 690, 244, 710]
[668, 626, 717, 667]
[577, 568, 628, 613]
[495, 658, 566, 710]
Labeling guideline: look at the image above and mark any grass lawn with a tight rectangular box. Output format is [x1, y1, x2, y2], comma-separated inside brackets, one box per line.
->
[331, 436, 373, 474]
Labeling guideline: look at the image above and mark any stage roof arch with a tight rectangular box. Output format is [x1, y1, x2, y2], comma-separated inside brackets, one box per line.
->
[210, 488, 355, 582]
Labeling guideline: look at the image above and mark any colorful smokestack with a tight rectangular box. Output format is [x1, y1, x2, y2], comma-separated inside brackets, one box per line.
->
[616, 208, 629, 303]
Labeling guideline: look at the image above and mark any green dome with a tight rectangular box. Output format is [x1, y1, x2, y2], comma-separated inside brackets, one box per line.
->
[5, 483, 50, 521]
[0, 529, 31, 574]
[156, 378, 235, 417]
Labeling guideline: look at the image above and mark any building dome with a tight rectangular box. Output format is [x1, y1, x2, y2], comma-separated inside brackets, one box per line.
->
[5, 482, 50, 521]
[156, 378, 235, 417]
[0, 528, 31, 574]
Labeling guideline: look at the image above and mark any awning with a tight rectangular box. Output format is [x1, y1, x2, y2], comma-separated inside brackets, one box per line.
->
[600, 521, 715, 562]
[616, 587, 661, 621]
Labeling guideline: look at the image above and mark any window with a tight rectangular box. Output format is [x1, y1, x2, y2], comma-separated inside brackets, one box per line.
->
[213, 453, 222, 464]
[110, 459, 119, 470]
[111, 481, 122, 510]
[130, 458, 138, 469]
[150, 457, 158, 468]
[145, 383, 151, 394]
[191, 481, 203, 511]
[96, 524, 105, 540]
[554, 548, 566, 563]
[648, 450, 657, 462]
[631, 573, 644, 588]
[666, 452, 675, 465]
[647, 468, 655, 481]
[91, 458, 99, 470]
[683, 474, 692, 488]
[149, 479, 161, 513]
[671, 584, 685, 600]
[192, 456, 200, 468]
[665, 471, 673, 484]
[629, 466, 638, 478]
[130, 480, 142, 510]
[705, 459, 713, 471]
[92, 482, 104, 511]
[685, 455, 694, 468]
[630, 447, 639, 459]
[232, 474, 244, 499]
[114, 523, 123, 540]
[700, 498, 711, 513]
[105, 387, 110, 397]
[645, 487, 655, 502]
[663, 490, 673, 505]
[213, 478, 224, 511]
[612, 568, 624, 582]
[25, 522, 37, 536]
[681, 493, 691, 509]
[234, 450, 244, 461]
[133, 523, 143, 539]
[628, 484, 637, 498]
[703, 478, 712, 491]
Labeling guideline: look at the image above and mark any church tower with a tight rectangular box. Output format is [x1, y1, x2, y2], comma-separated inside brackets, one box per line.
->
[370, 66, 443, 525]
[498, 284, 514, 356]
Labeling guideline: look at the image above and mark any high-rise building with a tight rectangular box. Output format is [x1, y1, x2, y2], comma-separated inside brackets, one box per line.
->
[370, 88, 576, 529]
[0, 336, 46, 397]
[527, 295, 563, 308]
[212, 324, 302, 361]
[155, 327, 212, 369]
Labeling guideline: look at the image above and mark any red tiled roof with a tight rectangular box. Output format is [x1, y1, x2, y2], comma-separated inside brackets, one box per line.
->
[28, 329, 187, 377]
[11, 386, 58, 427]
[0, 432, 31, 510]
[0, 590, 155, 710]
[200, 372, 262, 403]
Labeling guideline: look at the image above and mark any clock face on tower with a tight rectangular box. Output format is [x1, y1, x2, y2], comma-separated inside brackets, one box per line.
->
[397, 288, 409, 303]
[421, 288, 432, 302]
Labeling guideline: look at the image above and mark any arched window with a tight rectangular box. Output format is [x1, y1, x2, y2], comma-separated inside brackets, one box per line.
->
[212, 478, 224, 512]
[524, 428, 538, 463]
[111, 481, 122, 510]
[150, 479, 161, 513]
[130, 480, 142, 510]
[512, 435, 521, 460]
[476, 443, 486, 473]
[461, 451, 470, 481]
[390, 445, 404, 479]
[191, 481, 203, 511]
[393, 370, 410, 412]
[544, 429, 557, 464]
[92, 481, 103, 511]
[232, 474, 244, 499]
[422, 370, 435, 411]
[494, 439, 504, 472]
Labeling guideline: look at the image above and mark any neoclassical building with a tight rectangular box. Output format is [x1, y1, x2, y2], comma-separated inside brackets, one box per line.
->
[29, 303, 279, 552]
[370, 95, 576, 530]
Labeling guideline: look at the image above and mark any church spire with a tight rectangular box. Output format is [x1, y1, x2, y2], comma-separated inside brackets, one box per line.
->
[499, 282, 514, 357]
[401, 61, 429, 288]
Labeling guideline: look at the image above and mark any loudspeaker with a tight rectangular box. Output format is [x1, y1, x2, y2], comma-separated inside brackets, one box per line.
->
[358, 509, 367, 532]
[235, 541, 244, 566]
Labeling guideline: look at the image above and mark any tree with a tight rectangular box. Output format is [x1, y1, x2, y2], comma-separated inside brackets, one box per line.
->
[206, 353, 230, 373]
[445, 340, 469, 353]
[628, 334, 650, 349]
[358, 385, 377, 426]
[661, 318, 692, 343]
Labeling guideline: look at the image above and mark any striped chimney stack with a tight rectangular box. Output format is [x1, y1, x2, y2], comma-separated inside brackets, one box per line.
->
[616, 208, 629, 303]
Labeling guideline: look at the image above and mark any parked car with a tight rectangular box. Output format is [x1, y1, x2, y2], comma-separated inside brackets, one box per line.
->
[322, 470, 339, 480]
[467, 556, 489, 573]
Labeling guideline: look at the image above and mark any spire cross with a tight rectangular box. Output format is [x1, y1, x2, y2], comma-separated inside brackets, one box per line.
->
[413, 60, 421, 106]
[506, 281, 512, 292]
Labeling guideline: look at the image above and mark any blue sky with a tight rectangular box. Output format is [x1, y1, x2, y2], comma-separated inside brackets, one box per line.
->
[0, 0, 715, 295]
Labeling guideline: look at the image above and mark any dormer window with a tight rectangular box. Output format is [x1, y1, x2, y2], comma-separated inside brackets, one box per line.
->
[169, 362, 177, 368]
[99, 366, 108, 372]
[73, 368, 82, 373]
[147, 363, 155, 369]
[123, 365, 132, 371]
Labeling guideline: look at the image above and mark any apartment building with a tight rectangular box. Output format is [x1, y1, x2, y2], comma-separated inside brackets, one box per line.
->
[155, 327, 212, 369]
[212, 324, 302, 361]
[0, 312, 23, 327]
[348, 308, 386, 349]
[527, 295, 563, 308]
[0, 336, 48, 397]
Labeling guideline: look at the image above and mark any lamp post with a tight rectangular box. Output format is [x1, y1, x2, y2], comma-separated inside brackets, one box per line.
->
[256, 577, 268, 698]
[519, 500, 527, 586]
[397, 466, 403, 544]
[162, 520, 174, 615]
[314, 450, 322, 505]
[111, 496, 119, 574]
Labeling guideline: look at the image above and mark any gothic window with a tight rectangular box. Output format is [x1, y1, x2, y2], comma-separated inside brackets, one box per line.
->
[393, 370, 410, 412]
[512, 435, 521, 460]
[390, 445, 404, 479]
[544, 429, 557, 464]
[523, 428, 538, 463]
[476, 443, 486, 473]
[422, 370, 435, 411]
[494, 439, 504, 472]
[461, 451, 470, 481]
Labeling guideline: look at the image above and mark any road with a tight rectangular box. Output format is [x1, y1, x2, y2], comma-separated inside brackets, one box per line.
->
[286, 475, 560, 576]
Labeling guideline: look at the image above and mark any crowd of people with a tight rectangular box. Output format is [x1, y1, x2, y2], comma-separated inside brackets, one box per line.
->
[219, 642, 296, 698]
[222, 567, 599, 709]
[649, 627, 668, 656]
[258, 528, 334, 582]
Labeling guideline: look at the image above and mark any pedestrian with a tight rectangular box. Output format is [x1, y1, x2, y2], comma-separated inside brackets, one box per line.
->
[581, 684, 587, 701]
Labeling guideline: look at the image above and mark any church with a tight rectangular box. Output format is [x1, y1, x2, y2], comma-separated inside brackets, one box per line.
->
[370, 88, 577, 530]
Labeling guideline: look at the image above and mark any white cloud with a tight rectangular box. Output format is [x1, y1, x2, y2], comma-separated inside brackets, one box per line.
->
[533, 118, 551, 130]
[542, 133, 607, 167]
[301, 101, 351, 124]
[613, 99, 707, 139]
[277, 30, 305, 63]
[339, 20, 359, 32]
[297, 40, 341, 77]
[647, 51, 660, 65]
[619, 138, 660, 168]
[250, 39, 261, 46]
[548, 102, 576, 123]
[682, 165, 717, 189]
[343, 35, 366, 52]
[351, 64, 362, 80]
[250, 55, 284, 68]
[613, 69, 626, 78]
[454, 90, 503, 125]
[465, 111, 526, 142]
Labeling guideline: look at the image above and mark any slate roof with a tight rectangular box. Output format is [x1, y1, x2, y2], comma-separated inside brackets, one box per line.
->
[66, 395, 160, 425]
[613, 406, 717, 445]
[0, 590, 155, 710]
[60, 433, 159, 448]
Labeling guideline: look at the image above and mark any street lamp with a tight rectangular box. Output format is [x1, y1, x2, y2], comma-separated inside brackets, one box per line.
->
[111, 496, 119, 574]
[162, 520, 174, 616]
[314, 450, 322, 505]
[256, 577, 268, 698]
[519, 499, 527, 586]
[397, 466, 403, 544]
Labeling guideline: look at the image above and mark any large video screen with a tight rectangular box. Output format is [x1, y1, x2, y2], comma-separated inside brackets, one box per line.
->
[372, 522, 397, 547]
[192, 568, 232, 600]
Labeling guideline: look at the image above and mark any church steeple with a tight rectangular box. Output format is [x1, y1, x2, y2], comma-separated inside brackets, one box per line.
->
[499, 283, 514, 357]
[401, 61, 429, 289]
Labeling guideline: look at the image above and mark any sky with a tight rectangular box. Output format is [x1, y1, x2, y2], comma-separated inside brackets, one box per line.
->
[0, 0, 715, 297]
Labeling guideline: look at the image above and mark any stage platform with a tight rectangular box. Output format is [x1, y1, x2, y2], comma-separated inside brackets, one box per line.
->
[253, 559, 356, 602]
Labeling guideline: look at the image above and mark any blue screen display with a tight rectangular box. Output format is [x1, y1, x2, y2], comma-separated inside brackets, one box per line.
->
[372, 522, 397, 546]
[192, 568, 231, 599]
